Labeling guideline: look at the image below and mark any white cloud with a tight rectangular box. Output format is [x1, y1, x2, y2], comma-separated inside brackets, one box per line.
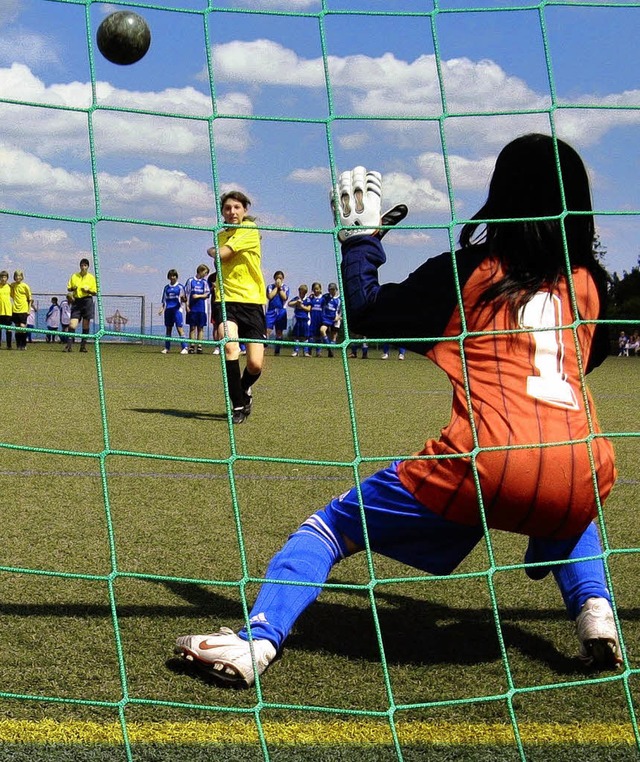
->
[0, 63, 90, 106]
[211, 42, 542, 117]
[0, 29, 60, 68]
[8, 227, 88, 265]
[97, 164, 214, 217]
[117, 262, 159, 275]
[383, 171, 450, 213]
[0, 143, 215, 222]
[0, 0, 22, 27]
[95, 82, 212, 116]
[0, 64, 252, 161]
[14, 228, 71, 248]
[288, 166, 331, 184]
[0, 143, 93, 211]
[388, 230, 432, 248]
[209, 41, 640, 150]
[113, 236, 153, 251]
[417, 151, 496, 193]
[212, 39, 325, 88]
[338, 132, 369, 151]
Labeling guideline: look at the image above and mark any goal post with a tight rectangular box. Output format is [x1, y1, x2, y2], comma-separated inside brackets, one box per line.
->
[30, 293, 146, 342]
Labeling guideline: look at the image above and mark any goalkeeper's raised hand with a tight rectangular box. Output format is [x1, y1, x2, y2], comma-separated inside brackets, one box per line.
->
[332, 166, 407, 242]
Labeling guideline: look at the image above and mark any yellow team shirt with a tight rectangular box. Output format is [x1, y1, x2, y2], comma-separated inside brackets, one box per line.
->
[0, 283, 12, 316]
[67, 272, 97, 299]
[10, 282, 32, 314]
[215, 221, 266, 304]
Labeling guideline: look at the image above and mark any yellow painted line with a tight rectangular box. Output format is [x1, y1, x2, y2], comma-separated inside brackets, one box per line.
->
[0, 719, 637, 746]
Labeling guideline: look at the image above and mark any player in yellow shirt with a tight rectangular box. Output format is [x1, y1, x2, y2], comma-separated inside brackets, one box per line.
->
[0, 270, 13, 349]
[66, 258, 97, 353]
[207, 190, 266, 424]
[10, 270, 33, 350]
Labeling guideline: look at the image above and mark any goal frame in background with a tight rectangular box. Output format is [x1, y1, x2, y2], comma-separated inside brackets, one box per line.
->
[30, 293, 146, 342]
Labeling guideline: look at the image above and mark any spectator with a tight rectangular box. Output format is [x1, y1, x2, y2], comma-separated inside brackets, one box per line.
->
[319, 282, 341, 358]
[11, 270, 32, 351]
[158, 269, 188, 354]
[45, 297, 61, 343]
[288, 284, 312, 357]
[185, 264, 211, 355]
[266, 270, 290, 356]
[308, 282, 324, 357]
[0, 270, 12, 349]
[59, 295, 71, 344]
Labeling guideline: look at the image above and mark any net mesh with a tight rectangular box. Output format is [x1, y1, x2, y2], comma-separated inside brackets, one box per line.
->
[0, 1, 638, 760]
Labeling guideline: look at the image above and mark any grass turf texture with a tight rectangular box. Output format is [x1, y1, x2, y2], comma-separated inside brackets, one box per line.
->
[0, 341, 638, 761]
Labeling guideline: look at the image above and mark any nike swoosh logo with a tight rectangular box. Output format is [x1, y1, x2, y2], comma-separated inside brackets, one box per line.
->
[198, 639, 219, 650]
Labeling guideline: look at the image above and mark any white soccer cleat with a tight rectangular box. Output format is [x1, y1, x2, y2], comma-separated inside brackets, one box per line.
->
[180, 348, 189, 354]
[161, 348, 169, 354]
[576, 597, 623, 669]
[175, 628, 276, 687]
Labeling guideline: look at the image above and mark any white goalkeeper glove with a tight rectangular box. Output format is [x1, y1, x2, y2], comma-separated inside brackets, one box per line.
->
[332, 166, 408, 242]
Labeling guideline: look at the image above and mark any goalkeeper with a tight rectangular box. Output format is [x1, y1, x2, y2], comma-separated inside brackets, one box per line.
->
[177, 134, 621, 685]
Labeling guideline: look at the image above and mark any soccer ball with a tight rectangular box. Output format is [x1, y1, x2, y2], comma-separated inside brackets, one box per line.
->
[96, 11, 151, 66]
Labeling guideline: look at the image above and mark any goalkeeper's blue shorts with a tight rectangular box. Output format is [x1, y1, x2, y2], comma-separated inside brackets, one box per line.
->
[324, 461, 484, 576]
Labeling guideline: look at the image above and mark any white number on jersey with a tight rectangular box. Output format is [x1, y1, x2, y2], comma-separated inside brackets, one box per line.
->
[519, 292, 579, 410]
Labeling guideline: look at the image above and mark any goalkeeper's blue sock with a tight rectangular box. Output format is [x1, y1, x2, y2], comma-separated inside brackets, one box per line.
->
[239, 509, 347, 650]
[548, 522, 610, 620]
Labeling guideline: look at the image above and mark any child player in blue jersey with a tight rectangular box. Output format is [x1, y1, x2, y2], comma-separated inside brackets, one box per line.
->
[265, 270, 290, 356]
[185, 264, 210, 354]
[308, 282, 324, 357]
[158, 269, 188, 354]
[288, 284, 312, 357]
[319, 282, 341, 358]
[381, 343, 406, 360]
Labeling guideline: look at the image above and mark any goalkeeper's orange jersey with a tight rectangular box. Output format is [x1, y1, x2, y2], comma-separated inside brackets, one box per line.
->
[342, 237, 616, 540]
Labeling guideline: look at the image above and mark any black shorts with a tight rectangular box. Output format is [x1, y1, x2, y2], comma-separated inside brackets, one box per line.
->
[70, 296, 95, 321]
[213, 302, 266, 341]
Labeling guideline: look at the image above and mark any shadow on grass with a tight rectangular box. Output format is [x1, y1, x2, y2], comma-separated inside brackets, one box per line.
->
[3, 580, 633, 677]
[159, 580, 630, 676]
[129, 407, 228, 421]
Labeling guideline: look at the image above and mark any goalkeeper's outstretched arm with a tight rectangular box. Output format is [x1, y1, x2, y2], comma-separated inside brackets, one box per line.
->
[333, 166, 474, 350]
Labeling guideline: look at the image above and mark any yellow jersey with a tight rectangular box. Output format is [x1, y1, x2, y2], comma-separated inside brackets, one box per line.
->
[215, 221, 266, 304]
[67, 271, 97, 299]
[10, 282, 32, 313]
[0, 283, 12, 316]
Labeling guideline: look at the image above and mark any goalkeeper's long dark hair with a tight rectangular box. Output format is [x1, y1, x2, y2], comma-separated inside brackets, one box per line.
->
[459, 133, 608, 325]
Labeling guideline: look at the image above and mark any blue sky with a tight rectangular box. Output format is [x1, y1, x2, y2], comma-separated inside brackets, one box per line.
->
[0, 0, 639, 310]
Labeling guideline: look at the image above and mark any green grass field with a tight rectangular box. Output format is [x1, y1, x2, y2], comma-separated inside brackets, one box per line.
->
[0, 340, 638, 761]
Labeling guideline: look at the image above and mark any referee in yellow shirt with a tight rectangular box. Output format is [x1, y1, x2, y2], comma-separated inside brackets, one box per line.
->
[66, 258, 97, 353]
